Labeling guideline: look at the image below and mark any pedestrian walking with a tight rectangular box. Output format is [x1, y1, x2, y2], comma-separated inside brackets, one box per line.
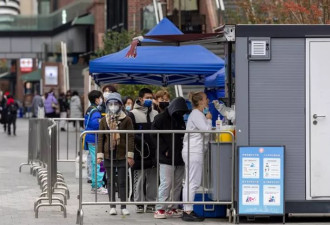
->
[44, 89, 59, 118]
[31, 91, 44, 118]
[70, 91, 83, 129]
[181, 92, 212, 222]
[97, 92, 134, 216]
[128, 88, 158, 213]
[152, 97, 188, 219]
[84, 90, 107, 195]
[0, 92, 8, 132]
[6, 95, 18, 136]
[58, 92, 70, 131]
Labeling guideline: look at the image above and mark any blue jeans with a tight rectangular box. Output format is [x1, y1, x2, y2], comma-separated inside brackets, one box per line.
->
[88, 143, 104, 188]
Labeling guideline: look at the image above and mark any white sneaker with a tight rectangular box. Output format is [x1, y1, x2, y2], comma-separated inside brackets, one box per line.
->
[91, 187, 108, 195]
[97, 187, 108, 195]
[121, 208, 130, 215]
[109, 207, 117, 215]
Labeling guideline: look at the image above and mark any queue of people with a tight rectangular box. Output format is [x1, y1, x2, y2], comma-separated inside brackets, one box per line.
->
[83, 86, 211, 222]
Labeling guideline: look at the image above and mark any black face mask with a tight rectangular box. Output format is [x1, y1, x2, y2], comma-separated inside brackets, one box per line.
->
[159, 102, 169, 110]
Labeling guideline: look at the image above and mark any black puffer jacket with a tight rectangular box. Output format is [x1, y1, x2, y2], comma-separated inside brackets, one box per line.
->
[151, 97, 189, 166]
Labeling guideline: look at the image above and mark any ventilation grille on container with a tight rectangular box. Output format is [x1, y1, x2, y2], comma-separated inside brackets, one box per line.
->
[248, 38, 271, 61]
[251, 41, 266, 56]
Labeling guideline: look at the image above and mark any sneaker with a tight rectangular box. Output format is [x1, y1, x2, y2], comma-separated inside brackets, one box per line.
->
[121, 208, 130, 216]
[91, 187, 108, 195]
[87, 179, 92, 183]
[166, 209, 183, 218]
[154, 209, 166, 219]
[60, 128, 66, 132]
[109, 207, 117, 215]
[136, 205, 144, 213]
[182, 211, 204, 222]
[146, 205, 155, 213]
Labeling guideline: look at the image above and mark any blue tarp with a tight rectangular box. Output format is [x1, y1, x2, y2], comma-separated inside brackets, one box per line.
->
[205, 67, 225, 88]
[89, 18, 225, 86]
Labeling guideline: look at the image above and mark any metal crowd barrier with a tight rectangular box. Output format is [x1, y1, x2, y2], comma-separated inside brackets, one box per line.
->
[76, 130, 235, 225]
[52, 118, 85, 162]
[18, 118, 70, 218]
[19, 119, 42, 172]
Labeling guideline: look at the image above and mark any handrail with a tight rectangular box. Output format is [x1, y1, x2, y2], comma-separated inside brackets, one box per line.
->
[0, 0, 92, 32]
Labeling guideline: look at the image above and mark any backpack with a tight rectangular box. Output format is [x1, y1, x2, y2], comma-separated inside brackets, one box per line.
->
[8, 103, 18, 115]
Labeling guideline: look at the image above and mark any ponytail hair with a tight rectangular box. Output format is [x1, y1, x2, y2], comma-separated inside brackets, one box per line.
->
[189, 92, 204, 108]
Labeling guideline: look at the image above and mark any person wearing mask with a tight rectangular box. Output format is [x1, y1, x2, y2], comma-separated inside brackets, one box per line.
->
[31, 91, 44, 118]
[44, 89, 58, 118]
[6, 95, 19, 136]
[152, 97, 188, 219]
[128, 88, 158, 213]
[153, 90, 170, 113]
[84, 90, 107, 195]
[122, 96, 134, 114]
[102, 85, 118, 115]
[58, 92, 70, 131]
[181, 92, 212, 222]
[70, 91, 83, 128]
[97, 92, 134, 216]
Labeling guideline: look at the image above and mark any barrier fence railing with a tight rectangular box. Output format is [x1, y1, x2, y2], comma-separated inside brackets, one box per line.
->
[18, 118, 70, 218]
[52, 118, 85, 162]
[76, 130, 235, 225]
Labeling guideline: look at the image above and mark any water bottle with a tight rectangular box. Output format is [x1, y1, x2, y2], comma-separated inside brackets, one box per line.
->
[216, 115, 222, 130]
[216, 115, 222, 142]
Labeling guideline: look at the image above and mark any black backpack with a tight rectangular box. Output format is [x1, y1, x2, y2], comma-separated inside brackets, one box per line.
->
[8, 103, 18, 114]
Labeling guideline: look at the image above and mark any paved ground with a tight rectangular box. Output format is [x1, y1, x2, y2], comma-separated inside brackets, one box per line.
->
[1, 119, 330, 225]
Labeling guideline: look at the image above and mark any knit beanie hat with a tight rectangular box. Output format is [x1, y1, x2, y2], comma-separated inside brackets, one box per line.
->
[105, 92, 123, 105]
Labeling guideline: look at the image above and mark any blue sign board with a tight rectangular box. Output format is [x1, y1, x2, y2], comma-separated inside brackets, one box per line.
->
[238, 146, 285, 215]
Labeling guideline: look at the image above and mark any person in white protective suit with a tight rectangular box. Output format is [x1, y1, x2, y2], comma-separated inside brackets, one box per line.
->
[212, 100, 236, 123]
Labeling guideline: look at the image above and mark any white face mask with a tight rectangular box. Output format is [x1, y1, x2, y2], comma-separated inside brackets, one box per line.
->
[103, 92, 111, 101]
[109, 105, 120, 114]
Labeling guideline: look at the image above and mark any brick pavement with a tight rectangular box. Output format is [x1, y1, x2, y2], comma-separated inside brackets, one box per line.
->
[0, 119, 326, 225]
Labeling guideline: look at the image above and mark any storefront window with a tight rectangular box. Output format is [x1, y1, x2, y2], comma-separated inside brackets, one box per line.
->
[24, 82, 33, 95]
[142, 4, 157, 31]
[173, 0, 198, 11]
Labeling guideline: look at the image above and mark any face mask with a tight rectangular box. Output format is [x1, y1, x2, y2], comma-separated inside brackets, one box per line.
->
[159, 102, 169, 110]
[203, 107, 209, 115]
[109, 105, 120, 114]
[103, 92, 111, 101]
[98, 98, 103, 106]
[143, 99, 152, 108]
[125, 105, 132, 111]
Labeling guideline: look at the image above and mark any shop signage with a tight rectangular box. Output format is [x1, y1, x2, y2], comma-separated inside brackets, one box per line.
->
[20, 58, 33, 72]
[238, 146, 285, 217]
[44, 66, 58, 86]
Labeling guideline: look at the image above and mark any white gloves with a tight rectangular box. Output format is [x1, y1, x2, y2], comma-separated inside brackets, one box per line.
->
[212, 100, 236, 123]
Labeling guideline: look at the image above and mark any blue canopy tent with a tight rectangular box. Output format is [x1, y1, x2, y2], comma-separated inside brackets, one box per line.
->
[205, 67, 225, 88]
[89, 18, 225, 86]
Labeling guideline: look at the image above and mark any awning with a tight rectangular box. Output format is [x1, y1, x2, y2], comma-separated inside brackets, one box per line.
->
[0, 72, 14, 80]
[20, 69, 41, 82]
[71, 14, 94, 26]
